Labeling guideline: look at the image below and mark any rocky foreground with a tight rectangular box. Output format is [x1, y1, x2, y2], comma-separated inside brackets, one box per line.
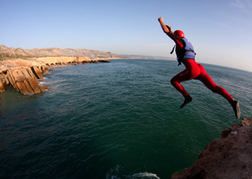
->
[0, 56, 110, 95]
[171, 116, 252, 179]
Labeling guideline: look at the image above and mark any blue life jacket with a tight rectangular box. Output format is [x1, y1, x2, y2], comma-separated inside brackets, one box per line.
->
[171, 38, 196, 65]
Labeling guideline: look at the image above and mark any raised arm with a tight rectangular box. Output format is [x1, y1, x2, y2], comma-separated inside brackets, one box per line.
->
[158, 17, 173, 35]
[158, 17, 184, 50]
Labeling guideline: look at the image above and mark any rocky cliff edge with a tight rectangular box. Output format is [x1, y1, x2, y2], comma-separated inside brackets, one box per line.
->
[171, 116, 252, 179]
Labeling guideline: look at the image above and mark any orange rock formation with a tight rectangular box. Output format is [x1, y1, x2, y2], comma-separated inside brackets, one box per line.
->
[171, 116, 252, 179]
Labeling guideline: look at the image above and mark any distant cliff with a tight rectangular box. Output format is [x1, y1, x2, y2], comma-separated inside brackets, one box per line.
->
[171, 116, 252, 179]
[0, 45, 173, 61]
[0, 45, 128, 59]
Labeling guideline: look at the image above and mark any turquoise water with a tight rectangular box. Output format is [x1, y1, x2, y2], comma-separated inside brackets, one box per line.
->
[0, 59, 252, 179]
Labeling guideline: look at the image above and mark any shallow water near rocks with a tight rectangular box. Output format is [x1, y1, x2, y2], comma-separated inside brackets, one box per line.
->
[1, 59, 252, 179]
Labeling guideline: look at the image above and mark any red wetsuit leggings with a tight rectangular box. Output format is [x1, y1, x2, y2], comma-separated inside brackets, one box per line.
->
[170, 60, 233, 104]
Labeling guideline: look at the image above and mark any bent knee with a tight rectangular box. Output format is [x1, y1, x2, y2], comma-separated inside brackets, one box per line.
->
[170, 77, 180, 87]
[170, 77, 175, 85]
[211, 89, 218, 93]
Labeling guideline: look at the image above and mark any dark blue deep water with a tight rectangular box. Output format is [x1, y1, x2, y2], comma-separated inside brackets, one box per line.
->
[1, 59, 252, 179]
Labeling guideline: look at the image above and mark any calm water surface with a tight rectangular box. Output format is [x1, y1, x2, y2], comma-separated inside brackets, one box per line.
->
[1, 59, 252, 179]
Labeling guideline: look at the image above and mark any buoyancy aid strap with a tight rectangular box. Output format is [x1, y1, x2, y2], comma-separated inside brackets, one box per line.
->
[185, 49, 196, 55]
[171, 46, 196, 55]
[178, 60, 182, 66]
[170, 45, 176, 54]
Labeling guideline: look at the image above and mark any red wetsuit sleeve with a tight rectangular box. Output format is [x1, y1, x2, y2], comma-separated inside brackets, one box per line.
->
[167, 33, 184, 50]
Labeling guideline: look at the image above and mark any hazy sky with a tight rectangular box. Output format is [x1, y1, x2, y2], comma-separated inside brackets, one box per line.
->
[1, 0, 252, 72]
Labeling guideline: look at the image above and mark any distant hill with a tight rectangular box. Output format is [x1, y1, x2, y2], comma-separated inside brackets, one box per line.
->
[0, 45, 171, 60]
[0, 45, 128, 59]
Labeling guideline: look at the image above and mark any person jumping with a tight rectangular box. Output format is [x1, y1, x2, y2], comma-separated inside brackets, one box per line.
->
[158, 17, 241, 119]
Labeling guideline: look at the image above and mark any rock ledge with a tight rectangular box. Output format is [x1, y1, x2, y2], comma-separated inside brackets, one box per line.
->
[171, 116, 252, 179]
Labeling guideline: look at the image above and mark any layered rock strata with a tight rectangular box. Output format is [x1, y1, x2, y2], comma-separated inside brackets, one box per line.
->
[171, 116, 252, 179]
[0, 57, 110, 95]
[0, 66, 48, 95]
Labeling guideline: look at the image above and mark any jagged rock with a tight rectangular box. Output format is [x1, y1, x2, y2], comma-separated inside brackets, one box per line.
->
[43, 85, 50, 90]
[16, 81, 29, 95]
[0, 67, 44, 95]
[98, 59, 111, 63]
[21, 68, 43, 94]
[171, 116, 252, 179]
[23, 80, 34, 94]
[41, 65, 49, 74]
[11, 68, 29, 95]
[39, 85, 45, 93]
[7, 69, 18, 90]
[3, 72, 10, 86]
[0, 77, 5, 92]
[31, 66, 43, 79]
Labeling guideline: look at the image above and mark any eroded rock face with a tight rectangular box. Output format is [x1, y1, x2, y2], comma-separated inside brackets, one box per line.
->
[1, 67, 47, 95]
[0, 57, 110, 95]
[0, 58, 51, 95]
[171, 117, 252, 179]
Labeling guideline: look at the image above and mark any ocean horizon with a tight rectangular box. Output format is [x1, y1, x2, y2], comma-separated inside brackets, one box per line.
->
[1, 59, 252, 179]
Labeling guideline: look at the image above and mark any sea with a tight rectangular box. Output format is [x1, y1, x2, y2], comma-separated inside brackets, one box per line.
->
[0, 59, 252, 179]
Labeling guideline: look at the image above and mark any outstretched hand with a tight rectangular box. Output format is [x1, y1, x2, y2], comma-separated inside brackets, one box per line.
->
[158, 17, 163, 22]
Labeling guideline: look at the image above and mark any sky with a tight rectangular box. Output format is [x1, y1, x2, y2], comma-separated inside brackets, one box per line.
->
[1, 0, 252, 72]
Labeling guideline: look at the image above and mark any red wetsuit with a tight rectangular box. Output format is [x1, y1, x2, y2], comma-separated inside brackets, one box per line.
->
[169, 34, 234, 104]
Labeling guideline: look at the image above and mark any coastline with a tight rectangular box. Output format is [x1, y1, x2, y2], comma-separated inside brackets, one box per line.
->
[0, 56, 110, 95]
